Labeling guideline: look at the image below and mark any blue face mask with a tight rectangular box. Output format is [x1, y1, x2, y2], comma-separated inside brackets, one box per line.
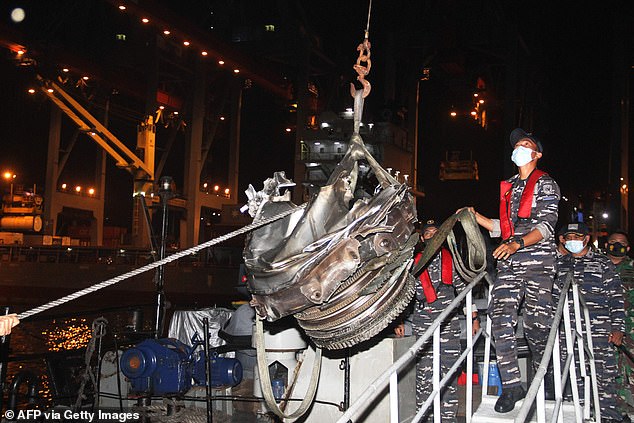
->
[511, 146, 535, 167]
[565, 240, 585, 254]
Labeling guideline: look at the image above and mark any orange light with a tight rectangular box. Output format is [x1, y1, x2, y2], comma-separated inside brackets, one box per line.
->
[62, 68, 69, 73]
[473, 93, 479, 97]
[470, 111, 477, 116]
[233, 69, 240, 73]
[141, 18, 149, 23]
[47, 88, 54, 93]
[61, 183, 67, 190]
[183, 41, 190, 46]
[159, 105, 165, 110]
[16, 50, 25, 56]
[82, 76, 89, 80]
[213, 185, 219, 192]
[173, 111, 179, 115]
[201, 51, 208, 56]
[450, 111, 457, 117]
[163, 30, 171, 35]
[88, 188, 95, 195]
[118, 5, 126, 10]
[479, 99, 484, 104]
[27, 88, 35, 94]
[218, 60, 225, 65]
[3, 172, 14, 180]
[224, 188, 230, 195]
[75, 186, 82, 193]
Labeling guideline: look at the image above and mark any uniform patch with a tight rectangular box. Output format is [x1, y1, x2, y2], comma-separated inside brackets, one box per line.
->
[585, 262, 602, 274]
[542, 183, 554, 195]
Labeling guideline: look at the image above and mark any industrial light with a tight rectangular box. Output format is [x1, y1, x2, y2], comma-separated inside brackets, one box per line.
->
[173, 111, 179, 115]
[141, 18, 149, 23]
[88, 188, 95, 195]
[233, 69, 240, 73]
[285, 128, 291, 133]
[27, 88, 35, 94]
[75, 186, 82, 193]
[214, 185, 219, 192]
[47, 88, 54, 93]
[479, 99, 484, 104]
[163, 30, 171, 35]
[16, 50, 24, 56]
[218, 60, 225, 65]
[82, 76, 89, 80]
[159, 105, 165, 110]
[61, 183, 67, 190]
[62, 68, 69, 73]
[470, 111, 477, 116]
[219, 116, 225, 121]
[201, 51, 208, 56]
[314, 142, 321, 145]
[3, 172, 15, 180]
[320, 123, 330, 128]
[450, 111, 457, 117]
[224, 188, 230, 195]
[473, 93, 479, 97]
[118, 5, 126, 10]
[183, 41, 190, 46]
[602, 212, 609, 219]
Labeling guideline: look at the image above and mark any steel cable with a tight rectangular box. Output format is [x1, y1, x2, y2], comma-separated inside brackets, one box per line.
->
[17, 204, 305, 320]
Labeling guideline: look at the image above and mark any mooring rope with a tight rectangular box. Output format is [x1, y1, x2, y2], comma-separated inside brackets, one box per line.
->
[17, 204, 305, 320]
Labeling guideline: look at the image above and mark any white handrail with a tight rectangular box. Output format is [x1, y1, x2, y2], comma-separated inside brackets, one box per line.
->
[515, 271, 603, 423]
[336, 270, 489, 423]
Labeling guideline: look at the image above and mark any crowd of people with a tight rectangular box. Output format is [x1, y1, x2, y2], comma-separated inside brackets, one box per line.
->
[403, 128, 632, 423]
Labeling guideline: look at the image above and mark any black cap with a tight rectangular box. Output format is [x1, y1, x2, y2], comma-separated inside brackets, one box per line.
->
[422, 219, 438, 231]
[510, 128, 543, 152]
[562, 222, 590, 236]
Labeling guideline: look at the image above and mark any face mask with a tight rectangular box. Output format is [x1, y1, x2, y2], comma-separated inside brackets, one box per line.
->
[607, 242, 628, 257]
[565, 240, 585, 254]
[511, 146, 535, 167]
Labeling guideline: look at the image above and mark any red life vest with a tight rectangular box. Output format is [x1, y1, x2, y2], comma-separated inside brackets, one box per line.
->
[413, 248, 453, 304]
[499, 169, 546, 240]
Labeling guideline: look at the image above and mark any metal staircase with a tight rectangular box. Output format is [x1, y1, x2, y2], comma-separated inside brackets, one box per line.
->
[338, 270, 607, 423]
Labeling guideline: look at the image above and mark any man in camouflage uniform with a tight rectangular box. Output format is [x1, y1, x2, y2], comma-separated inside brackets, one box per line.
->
[557, 223, 627, 423]
[410, 219, 478, 421]
[605, 231, 634, 411]
[470, 128, 559, 412]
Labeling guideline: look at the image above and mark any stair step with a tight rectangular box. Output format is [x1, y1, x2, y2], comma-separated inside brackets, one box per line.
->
[472, 395, 581, 423]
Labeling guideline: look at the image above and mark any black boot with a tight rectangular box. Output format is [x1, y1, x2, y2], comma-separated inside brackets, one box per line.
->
[494, 386, 526, 413]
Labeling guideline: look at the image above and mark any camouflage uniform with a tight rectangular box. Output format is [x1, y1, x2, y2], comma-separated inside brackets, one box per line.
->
[615, 256, 634, 408]
[488, 173, 560, 388]
[411, 251, 465, 422]
[556, 250, 625, 421]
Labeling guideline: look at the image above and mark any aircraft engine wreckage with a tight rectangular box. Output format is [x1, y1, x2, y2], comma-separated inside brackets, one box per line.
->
[242, 132, 417, 350]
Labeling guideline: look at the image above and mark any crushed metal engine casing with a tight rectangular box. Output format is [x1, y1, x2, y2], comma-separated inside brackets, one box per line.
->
[243, 135, 417, 350]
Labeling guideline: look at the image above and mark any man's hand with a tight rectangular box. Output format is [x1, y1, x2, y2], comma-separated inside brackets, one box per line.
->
[609, 330, 624, 346]
[0, 314, 19, 337]
[493, 241, 521, 260]
[394, 322, 404, 338]
[472, 318, 480, 336]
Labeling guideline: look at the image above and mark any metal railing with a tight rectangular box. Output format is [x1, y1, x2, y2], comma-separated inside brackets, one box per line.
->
[336, 270, 492, 423]
[338, 269, 603, 423]
[516, 271, 601, 423]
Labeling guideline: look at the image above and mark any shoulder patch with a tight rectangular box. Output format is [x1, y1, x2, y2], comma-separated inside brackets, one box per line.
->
[542, 183, 554, 195]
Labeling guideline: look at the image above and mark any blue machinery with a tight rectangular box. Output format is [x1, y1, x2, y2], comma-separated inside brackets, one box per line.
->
[120, 337, 243, 397]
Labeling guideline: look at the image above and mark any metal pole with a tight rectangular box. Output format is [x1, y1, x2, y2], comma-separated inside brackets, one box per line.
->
[0, 306, 11, 414]
[340, 353, 350, 410]
[203, 318, 213, 423]
[154, 179, 171, 338]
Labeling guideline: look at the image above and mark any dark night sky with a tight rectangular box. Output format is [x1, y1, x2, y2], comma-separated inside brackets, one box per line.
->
[0, 1, 632, 231]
